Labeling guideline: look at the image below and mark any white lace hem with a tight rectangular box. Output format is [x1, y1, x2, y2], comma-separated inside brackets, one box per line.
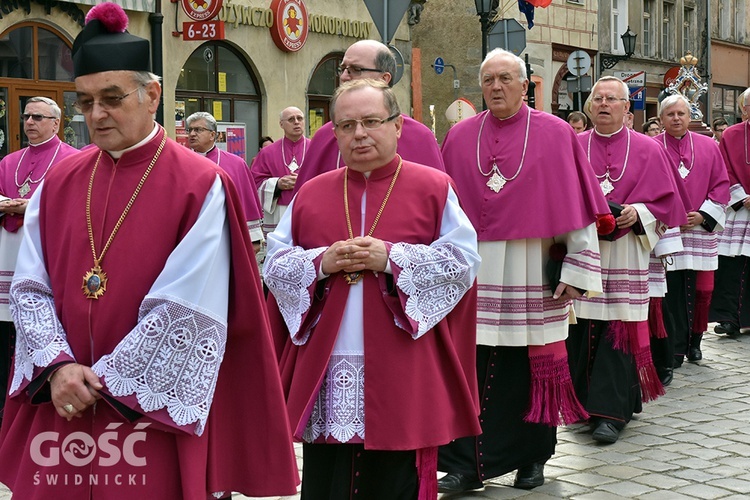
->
[264, 246, 326, 342]
[9, 277, 74, 394]
[390, 242, 472, 337]
[304, 354, 365, 443]
[92, 297, 227, 436]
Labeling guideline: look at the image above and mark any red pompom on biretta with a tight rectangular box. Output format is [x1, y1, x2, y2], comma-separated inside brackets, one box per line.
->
[85, 2, 129, 33]
[596, 214, 616, 236]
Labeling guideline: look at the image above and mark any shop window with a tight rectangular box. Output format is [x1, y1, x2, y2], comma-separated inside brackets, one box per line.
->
[0, 23, 80, 156]
[176, 42, 261, 160]
[307, 53, 343, 137]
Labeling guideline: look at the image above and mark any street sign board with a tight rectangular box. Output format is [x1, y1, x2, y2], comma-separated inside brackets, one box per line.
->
[434, 57, 444, 75]
[183, 21, 225, 41]
[488, 18, 526, 56]
[614, 71, 645, 87]
[567, 50, 591, 77]
[630, 86, 645, 110]
[363, 0, 411, 43]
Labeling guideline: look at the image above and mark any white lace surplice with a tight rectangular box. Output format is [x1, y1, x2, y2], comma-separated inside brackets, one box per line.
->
[265, 186, 479, 442]
[11, 177, 231, 436]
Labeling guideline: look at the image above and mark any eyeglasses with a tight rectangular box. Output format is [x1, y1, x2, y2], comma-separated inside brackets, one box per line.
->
[285, 116, 304, 123]
[591, 95, 629, 104]
[336, 65, 383, 77]
[22, 113, 57, 122]
[186, 126, 213, 134]
[334, 114, 399, 134]
[73, 87, 141, 113]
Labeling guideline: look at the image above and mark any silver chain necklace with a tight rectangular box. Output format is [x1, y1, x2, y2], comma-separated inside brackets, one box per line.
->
[281, 136, 306, 173]
[15, 141, 62, 197]
[662, 131, 694, 178]
[587, 127, 631, 196]
[475, 106, 531, 193]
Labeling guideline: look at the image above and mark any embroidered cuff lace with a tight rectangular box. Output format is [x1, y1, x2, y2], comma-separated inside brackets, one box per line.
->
[389, 242, 472, 337]
[92, 297, 227, 436]
[9, 278, 74, 394]
[264, 246, 326, 342]
[304, 354, 365, 443]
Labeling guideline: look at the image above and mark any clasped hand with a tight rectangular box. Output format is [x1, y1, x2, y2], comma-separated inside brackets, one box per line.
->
[50, 363, 103, 421]
[321, 236, 388, 276]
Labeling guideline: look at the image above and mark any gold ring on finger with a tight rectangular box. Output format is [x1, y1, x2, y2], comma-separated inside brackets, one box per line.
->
[63, 404, 75, 414]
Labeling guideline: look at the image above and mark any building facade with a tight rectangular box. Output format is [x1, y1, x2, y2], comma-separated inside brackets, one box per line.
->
[0, 0, 416, 160]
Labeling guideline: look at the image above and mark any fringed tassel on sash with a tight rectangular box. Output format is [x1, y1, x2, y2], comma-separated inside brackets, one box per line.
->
[608, 320, 665, 402]
[607, 319, 633, 353]
[648, 297, 668, 339]
[416, 446, 437, 500]
[525, 341, 589, 426]
[692, 271, 714, 334]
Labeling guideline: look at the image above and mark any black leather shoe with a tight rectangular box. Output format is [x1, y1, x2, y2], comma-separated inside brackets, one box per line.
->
[513, 462, 545, 489]
[437, 473, 484, 493]
[687, 347, 702, 362]
[659, 368, 673, 386]
[715, 321, 740, 337]
[592, 421, 620, 444]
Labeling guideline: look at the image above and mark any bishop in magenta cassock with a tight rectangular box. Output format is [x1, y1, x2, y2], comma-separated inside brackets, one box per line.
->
[0, 97, 79, 422]
[0, 4, 298, 499]
[264, 79, 481, 499]
[655, 94, 729, 367]
[569, 77, 687, 446]
[251, 106, 310, 239]
[185, 111, 264, 247]
[293, 39, 444, 194]
[710, 89, 750, 336]
[438, 49, 608, 494]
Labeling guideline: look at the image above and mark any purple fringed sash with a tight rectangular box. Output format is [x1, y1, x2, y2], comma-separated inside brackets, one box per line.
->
[416, 447, 437, 500]
[607, 320, 665, 402]
[648, 297, 668, 339]
[692, 271, 714, 333]
[525, 340, 589, 426]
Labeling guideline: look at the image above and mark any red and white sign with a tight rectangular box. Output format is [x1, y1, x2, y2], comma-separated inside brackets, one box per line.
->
[269, 0, 309, 52]
[664, 67, 680, 87]
[181, 0, 223, 22]
[183, 21, 225, 41]
[614, 71, 645, 87]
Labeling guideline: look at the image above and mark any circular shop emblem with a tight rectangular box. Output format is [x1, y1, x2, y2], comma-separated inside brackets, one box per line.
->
[181, 0, 223, 22]
[270, 0, 309, 52]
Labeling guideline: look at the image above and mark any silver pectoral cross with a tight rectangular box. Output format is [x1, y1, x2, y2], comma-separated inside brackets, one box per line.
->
[288, 158, 300, 173]
[600, 177, 614, 196]
[678, 161, 689, 179]
[486, 172, 506, 192]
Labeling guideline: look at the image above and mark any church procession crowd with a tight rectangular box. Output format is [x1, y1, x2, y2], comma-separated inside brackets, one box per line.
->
[0, 2, 749, 499]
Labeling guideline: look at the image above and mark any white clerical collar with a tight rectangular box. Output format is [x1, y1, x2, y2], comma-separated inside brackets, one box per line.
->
[108, 122, 159, 159]
[29, 135, 56, 147]
[495, 106, 523, 121]
[195, 145, 216, 157]
[593, 125, 624, 138]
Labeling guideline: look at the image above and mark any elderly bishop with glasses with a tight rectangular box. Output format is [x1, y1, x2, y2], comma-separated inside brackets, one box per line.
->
[0, 97, 78, 426]
[293, 40, 445, 193]
[264, 79, 481, 498]
[251, 106, 311, 243]
[0, 3, 298, 499]
[567, 76, 687, 446]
